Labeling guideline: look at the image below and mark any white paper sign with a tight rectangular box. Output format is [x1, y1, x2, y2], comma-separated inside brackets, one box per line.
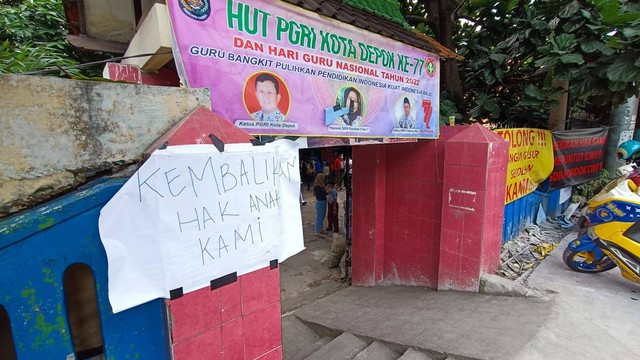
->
[98, 140, 304, 313]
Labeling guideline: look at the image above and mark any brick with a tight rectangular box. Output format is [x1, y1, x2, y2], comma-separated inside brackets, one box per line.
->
[439, 248, 461, 274]
[461, 212, 484, 238]
[457, 275, 480, 291]
[222, 318, 245, 360]
[220, 279, 242, 323]
[466, 190, 486, 214]
[464, 142, 490, 168]
[439, 228, 462, 253]
[170, 287, 221, 343]
[437, 269, 459, 290]
[254, 346, 282, 360]
[173, 326, 222, 360]
[459, 233, 482, 260]
[445, 146, 467, 166]
[459, 255, 481, 280]
[243, 303, 282, 359]
[240, 267, 280, 315]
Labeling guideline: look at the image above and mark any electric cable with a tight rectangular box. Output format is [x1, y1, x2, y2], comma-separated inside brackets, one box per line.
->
[20, 50, 174, 75]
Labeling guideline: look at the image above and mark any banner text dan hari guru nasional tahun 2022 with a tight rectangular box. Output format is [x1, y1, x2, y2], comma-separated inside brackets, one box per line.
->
[168, 0, 440, 139]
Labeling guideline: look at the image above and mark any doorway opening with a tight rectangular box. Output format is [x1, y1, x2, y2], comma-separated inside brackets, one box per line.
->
[280, 145, 353, 313]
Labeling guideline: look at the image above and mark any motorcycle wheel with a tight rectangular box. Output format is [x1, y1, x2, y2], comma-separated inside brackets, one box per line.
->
[562, 247, 617, 273]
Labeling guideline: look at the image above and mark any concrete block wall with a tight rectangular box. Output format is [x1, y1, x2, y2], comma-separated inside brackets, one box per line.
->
[0, 74, 209, 217]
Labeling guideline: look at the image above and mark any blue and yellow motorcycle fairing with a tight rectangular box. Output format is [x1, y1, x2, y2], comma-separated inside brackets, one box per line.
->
[592, 221, 640, 284]
[563, 178, 640, 276]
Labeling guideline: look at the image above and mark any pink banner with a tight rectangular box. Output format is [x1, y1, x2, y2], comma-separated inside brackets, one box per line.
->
[169, 0, 440, 139]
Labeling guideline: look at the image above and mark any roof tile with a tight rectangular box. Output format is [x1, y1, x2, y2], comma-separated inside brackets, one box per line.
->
[278, 0, 460, 59]
[320, 2, 338, 17]
[299, 0, 321, 11]
[335, 11, 355, 23]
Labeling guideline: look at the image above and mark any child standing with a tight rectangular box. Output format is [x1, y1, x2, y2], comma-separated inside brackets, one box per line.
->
[326, 182, 339, 233]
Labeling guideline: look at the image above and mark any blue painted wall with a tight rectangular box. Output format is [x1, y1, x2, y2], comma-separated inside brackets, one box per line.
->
[502, 188, 565, 242]
[502, 190, 544, 242]
[0, 179, 171, 359]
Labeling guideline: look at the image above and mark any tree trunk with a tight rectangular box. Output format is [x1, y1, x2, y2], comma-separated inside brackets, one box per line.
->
[548, 80, 569, 131]
[421, 0, 467, 120]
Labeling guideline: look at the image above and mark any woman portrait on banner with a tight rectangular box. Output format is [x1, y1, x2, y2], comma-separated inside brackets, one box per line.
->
[334, 87, 363, 126]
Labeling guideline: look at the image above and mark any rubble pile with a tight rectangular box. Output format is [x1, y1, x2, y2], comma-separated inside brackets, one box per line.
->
[499, 224, 572, 281]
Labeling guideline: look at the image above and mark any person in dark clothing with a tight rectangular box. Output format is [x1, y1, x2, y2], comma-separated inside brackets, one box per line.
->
[326, 182, 339, 233]
[313, 173, 327, 237]
[300, 159, 313, 190]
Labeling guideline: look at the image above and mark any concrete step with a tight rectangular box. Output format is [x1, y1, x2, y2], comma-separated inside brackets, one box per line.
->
[289, 337, 332, 360]
[397, 348, 439, 360]
[305, 332, 369, 360]
[282, 315, 321, 359]
[352, 341, 399, 360]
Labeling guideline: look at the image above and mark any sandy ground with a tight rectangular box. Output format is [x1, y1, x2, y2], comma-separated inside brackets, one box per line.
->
[279, 185, 348, 313]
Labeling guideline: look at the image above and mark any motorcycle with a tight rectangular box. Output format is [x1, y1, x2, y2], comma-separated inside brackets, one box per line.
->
[562, 161, 640, 285]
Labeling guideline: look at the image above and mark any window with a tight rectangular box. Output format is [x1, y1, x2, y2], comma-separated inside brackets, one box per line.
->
[63, 264, 105, 359]
[0, 305, 17, 360]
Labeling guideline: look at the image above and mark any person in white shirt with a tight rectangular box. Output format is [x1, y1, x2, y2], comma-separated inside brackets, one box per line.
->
[399, 97, 415, 129]
[251, 73, 285, 122]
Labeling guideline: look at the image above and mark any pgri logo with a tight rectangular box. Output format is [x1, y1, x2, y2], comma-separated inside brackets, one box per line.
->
[425, 58, 437, 77]
[179, 0, 211, 21]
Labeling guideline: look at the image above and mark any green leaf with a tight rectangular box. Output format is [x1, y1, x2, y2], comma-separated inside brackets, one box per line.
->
[606, 54, 639, 81]
[604, 39, 625, 49]
[560, 53, 584, 64]
[524, 84, 545, 100]
[559, 0, 581, 18]
[548, 17, 561, 29]
[609, 81, 628, 91]
[525, 6, 536, 19]
[518, 99, 542, 106]
[489, 53, 509, 64]
[552, 34, 577, 52]
[580, 40, 603, 53]
[554, 63, 572, 80]
[602, 12, 640, 26]
[483, 69, 496, 85]
[622, 27, 640, 39]
[531, 20, 547, 30]
[535, 56, 558, 67]
[562, 19, 585, 33]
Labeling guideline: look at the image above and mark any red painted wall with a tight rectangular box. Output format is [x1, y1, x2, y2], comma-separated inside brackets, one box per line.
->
[104, 63, 180, 87]
[170, 267, 282, 360]
[438, 124, 509, 291]
[351, 127, 467, 287]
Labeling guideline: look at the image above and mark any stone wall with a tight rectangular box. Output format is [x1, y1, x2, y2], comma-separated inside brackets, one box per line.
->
[0, 74, 210, 217]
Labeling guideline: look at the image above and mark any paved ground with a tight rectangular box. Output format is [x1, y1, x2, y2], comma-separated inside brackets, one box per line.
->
[293, 285, 552, 359]
[280, 185, 348, 313]
[289, 231, 640, 359]
[516, 231, 640, 359]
